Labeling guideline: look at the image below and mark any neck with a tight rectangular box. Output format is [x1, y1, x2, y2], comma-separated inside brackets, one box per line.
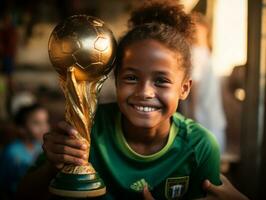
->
[121, 116, 171, 155]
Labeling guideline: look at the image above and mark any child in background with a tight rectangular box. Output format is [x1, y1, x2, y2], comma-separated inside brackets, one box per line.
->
[0, 103, 50, 199]
[17, 1, 221, 199]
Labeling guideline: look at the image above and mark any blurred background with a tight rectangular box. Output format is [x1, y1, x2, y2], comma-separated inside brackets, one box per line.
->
[0, 0, 265, 199]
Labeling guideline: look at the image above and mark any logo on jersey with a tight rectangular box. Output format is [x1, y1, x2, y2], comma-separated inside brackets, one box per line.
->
[165, 176, 189, 199]
[130, 178, 152, 192]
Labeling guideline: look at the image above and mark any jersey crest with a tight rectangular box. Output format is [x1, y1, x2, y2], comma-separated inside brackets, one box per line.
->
[165, 176, 189, 199]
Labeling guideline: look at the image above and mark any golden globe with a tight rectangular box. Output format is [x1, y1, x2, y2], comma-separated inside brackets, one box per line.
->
[48, 15, 116, 81]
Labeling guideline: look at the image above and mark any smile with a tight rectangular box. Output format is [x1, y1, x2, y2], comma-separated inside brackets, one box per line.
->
[133, 105, 159, 112]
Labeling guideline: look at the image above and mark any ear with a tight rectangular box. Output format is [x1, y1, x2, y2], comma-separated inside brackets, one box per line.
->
[179, 79, 192, 100]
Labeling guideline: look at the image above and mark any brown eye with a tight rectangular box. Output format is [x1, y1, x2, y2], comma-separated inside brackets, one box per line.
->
[155, 77, 170, 86]
[124, 75, 138, 83]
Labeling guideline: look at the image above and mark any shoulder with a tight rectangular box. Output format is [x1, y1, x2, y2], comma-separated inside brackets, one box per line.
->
[173, 112, 220, 161]
[93, 102, 120, 131]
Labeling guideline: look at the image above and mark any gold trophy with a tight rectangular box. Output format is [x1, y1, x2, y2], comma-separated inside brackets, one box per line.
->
[47, 15, 116, 198]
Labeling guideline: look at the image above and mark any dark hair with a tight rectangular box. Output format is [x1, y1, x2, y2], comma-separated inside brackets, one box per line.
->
[14, 103, 45, 126]
[114, 0, 194, 78]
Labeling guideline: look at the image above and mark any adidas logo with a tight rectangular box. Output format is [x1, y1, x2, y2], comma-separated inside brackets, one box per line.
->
[130, 178, 151, 192]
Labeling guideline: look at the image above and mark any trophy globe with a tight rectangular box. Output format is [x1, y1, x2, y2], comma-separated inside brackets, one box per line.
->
[48, 15, 116, 198]
[48, 15, 116, 81]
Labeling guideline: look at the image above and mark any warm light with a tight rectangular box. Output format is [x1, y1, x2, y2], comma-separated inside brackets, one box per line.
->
[212, 0, 247, 76]
[180, 0, 200, 13]
[94, 37, 109, 51]
[234, 88, 246, 101]
[82, 38, 94, 49]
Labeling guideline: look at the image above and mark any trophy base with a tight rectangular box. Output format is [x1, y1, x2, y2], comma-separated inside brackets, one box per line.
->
[49, 171, 106, 198]
[49, 186, 106, 198]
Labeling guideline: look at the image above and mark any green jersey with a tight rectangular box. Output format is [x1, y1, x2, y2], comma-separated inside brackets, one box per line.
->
[33, 103, 220, 200]
[89, 103, 221, 200]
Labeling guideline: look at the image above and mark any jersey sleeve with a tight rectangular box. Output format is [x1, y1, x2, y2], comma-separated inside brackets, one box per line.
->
[186, 124, 222, 199]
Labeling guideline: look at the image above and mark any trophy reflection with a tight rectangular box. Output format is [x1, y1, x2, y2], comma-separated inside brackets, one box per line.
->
[48, 15, 116, 198]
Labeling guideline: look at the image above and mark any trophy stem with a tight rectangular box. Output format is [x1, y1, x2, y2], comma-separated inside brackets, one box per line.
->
[49, 67, 106, 198]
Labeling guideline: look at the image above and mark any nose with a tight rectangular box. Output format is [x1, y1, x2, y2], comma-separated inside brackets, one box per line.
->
[135, 81, 155, 99]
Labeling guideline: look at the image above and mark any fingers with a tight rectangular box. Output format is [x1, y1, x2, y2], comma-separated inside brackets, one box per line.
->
[203, 180, 221, 194]
[202, 179, 221, 200]
[46, 142, 88, 159]
[203, 176, 250, 200]
[219, 174, 231, 186]
[202, 179, 211, 190]
[55, 121, 79, 137]
[203, 173, 230, 193]
[43, 131, 86, 150]
[42, 121, 89, 169]
[143, 186, 155, 200]
[45, 150, 87, 166]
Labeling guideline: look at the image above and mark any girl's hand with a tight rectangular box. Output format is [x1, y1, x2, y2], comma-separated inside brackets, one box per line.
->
[202, 174, 249, 200]
[42, 121, 89, 169]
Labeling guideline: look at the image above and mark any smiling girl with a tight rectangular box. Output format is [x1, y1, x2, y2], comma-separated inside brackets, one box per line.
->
[17, 1, 221, 199]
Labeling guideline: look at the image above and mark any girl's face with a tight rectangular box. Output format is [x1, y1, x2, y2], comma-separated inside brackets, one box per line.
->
[116, 39, 191, 130]
[25, 108, 50, 141]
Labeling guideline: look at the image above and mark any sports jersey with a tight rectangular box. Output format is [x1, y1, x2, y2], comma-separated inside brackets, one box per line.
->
[32, 103, 220, 200]
[89, 103, 221, 200]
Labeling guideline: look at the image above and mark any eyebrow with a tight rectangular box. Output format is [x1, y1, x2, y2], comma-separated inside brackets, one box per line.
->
[154, 71, 171, 76]
[122, 67, 172, 76]
[122, 67, 139, 72]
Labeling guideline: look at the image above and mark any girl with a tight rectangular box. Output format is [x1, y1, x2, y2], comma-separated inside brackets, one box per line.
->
[18, 1, 221, 199]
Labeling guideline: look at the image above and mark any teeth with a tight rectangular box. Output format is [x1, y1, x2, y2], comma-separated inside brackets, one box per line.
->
[135, 106, 157, 112]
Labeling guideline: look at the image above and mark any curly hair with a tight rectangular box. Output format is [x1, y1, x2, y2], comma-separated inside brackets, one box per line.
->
[114, 0, 195, 78]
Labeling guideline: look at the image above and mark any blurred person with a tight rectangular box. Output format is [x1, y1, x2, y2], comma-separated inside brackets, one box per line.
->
[10, 91, 36, 117]
[0, 103, 50, 199]
[187, 12, 226, 153]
